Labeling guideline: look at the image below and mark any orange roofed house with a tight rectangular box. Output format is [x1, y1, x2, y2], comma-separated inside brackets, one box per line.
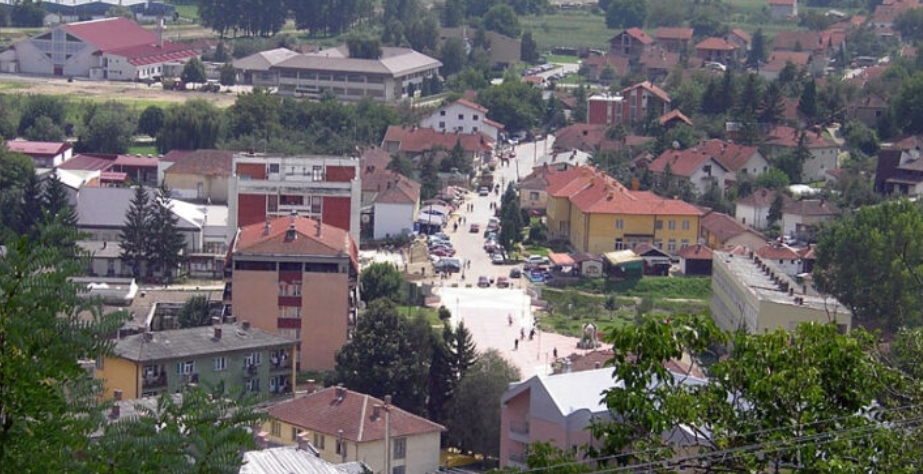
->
[264, 385, 444, 474]
[226, 215, 359, 371]
[545, 166, 704, 255]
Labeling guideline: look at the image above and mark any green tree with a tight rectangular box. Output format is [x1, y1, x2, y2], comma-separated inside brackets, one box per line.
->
[478, 80, 545, 132]
[89, 383, 265, 473]
[776, 133, 809, 184]
[442, 0, 465, 27]
[227, 87, 281, 142]
[747, 28, 766, 68]
[0, 223, 127, 471]
[119, 186, 151, 279]
[334, 299, 430, 412]
[106, 4, 133, 18]
[572, 84, 588, 123]
[521, 30, 540, 64]
[346, 33, 383, 59]
[419, 155, 440, 200]
[758, 80, 786, 125]
[842, 119, 880, 155]
[156, 100, 224, 153]
[16, 172, 43, 239]
[177, 295, 213, 328]
[9, 0, 44, 27]
[499, 183, 523, 250]
[439, 37, 468, 77]
[219, 62, 237, 86]
[24, 115, 65, 142]
[798, 78, 818, 122]
[440, 139, 472, 174]
[0, 144, 35, 239]
[387, 153, 415, 178]
[767, 192, 784, 228]
[753, 167, 790, 190]
[483, 4, 521, 38]
[148, 185, 187, 281]
[444, 348, 521, 456]
[41, 171, 78, 233]
[605, 0, 646, 28]
[137, 105, 165, 137]
[814, 199, 923, 329]
[180, 57, 207, 86]
[77, 103, 135, 154]
[359, 262, 404, 304]
[895, 72, 923, 134]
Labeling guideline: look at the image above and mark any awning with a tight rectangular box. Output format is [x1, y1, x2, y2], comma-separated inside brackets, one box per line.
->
[548, 253, 574, 266]
[603, 250, 643, 266]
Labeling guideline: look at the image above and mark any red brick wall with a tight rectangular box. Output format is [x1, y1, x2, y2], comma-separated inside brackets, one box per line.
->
[587, 100, 607, 126]
[322, 196, 351, 232]
[325, 165, 355, 183]
[238, 194, 266, 228]
[236, 163, 266, 179]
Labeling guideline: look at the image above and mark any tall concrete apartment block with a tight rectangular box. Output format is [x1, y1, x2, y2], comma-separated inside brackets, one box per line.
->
[228, 153, 362, 243]
[226, 215, 359, 372]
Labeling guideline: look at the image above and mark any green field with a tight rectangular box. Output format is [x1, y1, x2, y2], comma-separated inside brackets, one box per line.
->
[129, 145, 158, 155]
[522, 11, 611, 51]
[174, 4, 198, 20]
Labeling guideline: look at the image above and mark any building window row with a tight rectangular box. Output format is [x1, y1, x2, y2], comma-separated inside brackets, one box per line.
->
[279, 306, 302, 319]
[279, 281, 302, 296]
[244, 352, 262, 367]
[213, 356, 227, 371]
[177, 360, 195, 375]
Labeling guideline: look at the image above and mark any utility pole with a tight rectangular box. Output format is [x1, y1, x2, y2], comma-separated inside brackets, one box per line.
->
[377, 395, 392, 474]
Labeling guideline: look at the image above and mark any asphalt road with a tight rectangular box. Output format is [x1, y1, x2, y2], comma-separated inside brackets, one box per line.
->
[430, 138, 590, 379]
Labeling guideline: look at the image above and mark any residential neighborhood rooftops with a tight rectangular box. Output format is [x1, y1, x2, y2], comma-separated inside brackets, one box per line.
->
[697, 139, 760, 172]
[648, 148, 727, 177]
[616, 27, 654, 44]
[275, 45, 442, 76]
[163, 149, 234, 177]
[76, 187, 199, 230]
[756, 243, 800, 260]
[765, 125, 839, 149]
[677, 243, 714, 260]
[113, 323, 295, 362]
[695, 37, 739, 51]
[240, 446, 351, 474]
[655, 27, 694, 40]
[454, 98, 488, 113]
[622, 81, 671, 103]
[383, 126, 493, 154]
[702, 212, 764, 244]
[234, 215, 357, 264]
[736, 188, 794, 208]
[6, 139, 71, 156]
[268, 386, 445, 442]
[361, 165, 421, 205]
[782, 199, 840, 216]
[233, 47, 301, 71]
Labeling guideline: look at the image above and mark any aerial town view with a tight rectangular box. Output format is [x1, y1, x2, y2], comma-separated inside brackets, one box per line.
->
[3, 0, 923, 472]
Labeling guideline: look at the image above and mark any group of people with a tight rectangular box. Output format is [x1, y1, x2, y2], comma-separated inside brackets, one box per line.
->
[510, 315, 539, 351]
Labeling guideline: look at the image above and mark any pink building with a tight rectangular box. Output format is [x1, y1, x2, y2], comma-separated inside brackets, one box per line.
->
[586, 82, 671, 126]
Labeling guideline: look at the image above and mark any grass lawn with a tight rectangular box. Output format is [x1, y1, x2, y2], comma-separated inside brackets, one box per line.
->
[522, 11, 610, 52]
[398, 305, 445, 328]
[571, 276, 712, 299]
[129, 145, 158, 155]
[174, 4, 199, 20]
[546, 53, 581, 64]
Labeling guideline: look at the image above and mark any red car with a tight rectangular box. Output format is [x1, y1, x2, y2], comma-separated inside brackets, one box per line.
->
[469, 223, 480, 233]
[496, 277, 510, 288]
[430, 247, 456, 257]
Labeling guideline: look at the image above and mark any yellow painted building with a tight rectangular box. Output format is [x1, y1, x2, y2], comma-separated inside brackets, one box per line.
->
[545, 166, 703, 255]
[265, 386, 444, 474]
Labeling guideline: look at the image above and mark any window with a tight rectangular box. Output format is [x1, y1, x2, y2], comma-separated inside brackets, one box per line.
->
[392, 467, 406, 474]
[668, 220, 676, 230]
[458, 114, 464, 120]
[530, 191, 539, 201]
[393, 438, 407, 459]
[279, 306, 302, 319]
[681, 239, 689, 247]
[291, 428, 301, 442]
[438, 121, 445, 128]
[244, 352, 262, 367]
[439, 110, 446, 116]
[311, 196, 322, 214]
[682, 220, 690, 230]
[213, 357, 227, 371]
[247, 378, 260, 392]
[614, 238, 624, 250]
[655, 220, 663, 230]
[616, 219, 624, 230]
[336, 437, 347, 456]
[312, 166, 324, 181]
[472, 126, 478, 132]
[654, 239, 662, 249]
[271, 421, 282, 437]
[314, 433, 325, 449]
[176, 361, 195, 375]
[703, 164, 712, 176]
[668, 239, 676, 252]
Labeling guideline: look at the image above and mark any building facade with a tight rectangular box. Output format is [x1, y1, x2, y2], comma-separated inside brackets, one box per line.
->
[710, 250, 851, 334]
[228, 153, 361, 243]
[227, 215, 359, 371]
[418, 99, 504, 142]
[95, 322, 297, 400]
[264, 386, 444, 474]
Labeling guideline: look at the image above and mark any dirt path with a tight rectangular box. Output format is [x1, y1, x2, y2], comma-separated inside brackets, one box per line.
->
[0, 74, 243, 108]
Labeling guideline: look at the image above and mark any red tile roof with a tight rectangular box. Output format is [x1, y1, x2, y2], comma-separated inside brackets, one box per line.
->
[621, 81, 671, 103]
[638, 49, 681, 71]
[360, 145, 392, 171]
[771, 30, 844, 52]
[677, 243, 713, 260]
[235, 215, 358, 267]
[658, 109, 692, 127]
[548, 166, 704, 216]
[114, 154, 159, 167]
[729, 28, 752, 43]
[58, 153, 116, 171]
[382, 126, 493, 154]
[782, 199, 840, 217]
[268, 387, 444, 443]
[361, 166, 421, 205]
[701, 212, 763, 243]
[62, 18, 157, 52]
[736, 188, 794, 207]
[6, 140, 70, 157]
[697, 139, 760, 172]
[161, 150, 194, 163]
[552, 123, 651, 154]
[163, 149, 233, 177]
[114, 44, 198, 66]
[756, 244, 799, 260]
[765, 125, 838, 149]
[624, 27, 654, 44]
[695, 37, 739, 51]
[648, 148, 725, 178]
[655, 27, 694, 40]
[584, 54, 630, 74]
[454, 98, 488, 114]
[764, 51, 812, 72]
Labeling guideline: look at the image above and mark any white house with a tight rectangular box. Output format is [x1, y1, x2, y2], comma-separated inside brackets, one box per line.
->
[6, 140, 72, 167]
[735, 188, 793, 230]
[769, 0, 798, 18]
[755, 244, 802, 276]
[360, 165, 421, 240]
[9, 17, 198, 80]
[419, 99, 505, 142]
[781, 199, 840, 241]
[764, 126, 840, 183]
[698, 139, 771, 182]
[647, 148, 730, 196]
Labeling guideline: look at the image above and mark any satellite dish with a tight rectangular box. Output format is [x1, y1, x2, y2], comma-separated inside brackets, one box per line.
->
[672, 141, 681, 150]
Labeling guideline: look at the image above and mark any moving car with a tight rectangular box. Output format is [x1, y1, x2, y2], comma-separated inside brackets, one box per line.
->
[469, 223, 480, 233]
[478, 187, 490, 196]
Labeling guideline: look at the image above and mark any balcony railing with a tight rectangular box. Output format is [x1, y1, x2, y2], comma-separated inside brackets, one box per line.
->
[509, 421, 530, 435]
[142, 373, 167, 389]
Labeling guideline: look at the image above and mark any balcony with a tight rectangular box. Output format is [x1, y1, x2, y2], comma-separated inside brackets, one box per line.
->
[508, 452, 527, 467]
[244, 364, 258, 377]
[509, 421, 530, 443]
[142, 373, 167, 389]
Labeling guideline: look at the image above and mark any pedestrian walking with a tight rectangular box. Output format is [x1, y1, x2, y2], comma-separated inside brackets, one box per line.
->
[514, 339, 519, 351]
[529, 328, 535, 340]
[553, 347, 558, 359]
[520, 328, 525, 340]
[508, 314, 513, 326]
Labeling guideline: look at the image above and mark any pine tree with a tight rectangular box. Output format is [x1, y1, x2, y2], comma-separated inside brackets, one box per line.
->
[41, 172, 76, 227]
[798, 79, 817, 122]
[148, 185, 186, 282]
[119, 186, 151, 279]
[747, 28, 765, 69]
[17, 172, 43, 239]
[758, 81, 786, 125]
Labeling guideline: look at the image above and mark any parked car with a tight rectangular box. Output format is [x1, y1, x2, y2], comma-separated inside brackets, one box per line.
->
[434, 258, 462, 273]
[478, 187, 490, 196]
[477, 276, 491, 288]
[528, 255, 550, 266]
[469, 223, 480, 233]
[496, 277, 510, 288]
[491, 253, 505, 264]
[509, 267, 522, 278]
[430, 247, 456, 257]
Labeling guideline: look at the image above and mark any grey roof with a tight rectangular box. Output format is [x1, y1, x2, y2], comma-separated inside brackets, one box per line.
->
[275, 45, 441, 77]
[114, 323, 295, 362]
[240, 447, 363, 474]
[78, 240, 122, 259]
[233, 47, 301, 71]
[76, 187, 199, 230]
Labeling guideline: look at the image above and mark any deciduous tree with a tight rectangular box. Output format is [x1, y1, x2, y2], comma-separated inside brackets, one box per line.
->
[137, 105, 165, 137]
[359, 262, 404, 304]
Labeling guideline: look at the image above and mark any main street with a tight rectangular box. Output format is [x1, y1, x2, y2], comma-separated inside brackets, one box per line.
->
[431, 137, 589, 379]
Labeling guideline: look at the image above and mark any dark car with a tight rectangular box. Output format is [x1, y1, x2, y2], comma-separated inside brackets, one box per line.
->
[509, 267, 522, 278]
[469, 223, 480, 233]
[477, 276, 491, 288]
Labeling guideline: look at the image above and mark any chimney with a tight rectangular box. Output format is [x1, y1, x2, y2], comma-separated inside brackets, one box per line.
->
[114, 389, 123, 401]
[213, 326, 222, 340]
[242, 320, 251, 330]
[298, 432, 312, 452]
[315, 219, 322, 238]
[384, 394, 392, 405]
[156, 16, 164, 48]
[102, 241, 107, 249]
[335, 384, 346, 400]
[306, 379, 316, 394]
[789, 287, 794, 296]
[110, 403, 120, 420]
[256, 432, 269, 449]
[143, 332, 154, 342]
[373, 405, 381, 418]
[263, 217, 272, 236]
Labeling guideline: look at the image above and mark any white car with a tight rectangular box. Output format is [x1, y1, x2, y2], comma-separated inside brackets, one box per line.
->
[528, 255, 549, 266]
